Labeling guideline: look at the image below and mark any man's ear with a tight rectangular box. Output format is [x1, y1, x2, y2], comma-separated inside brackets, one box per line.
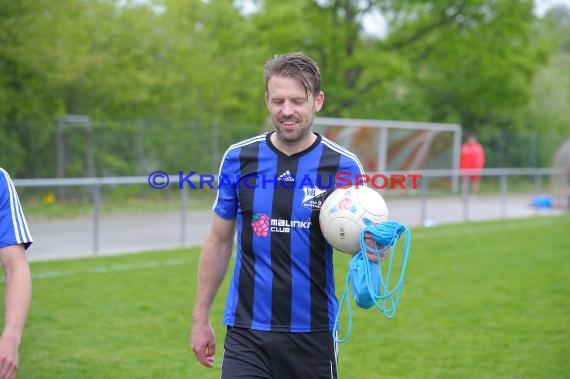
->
[314, 91, 325, 112]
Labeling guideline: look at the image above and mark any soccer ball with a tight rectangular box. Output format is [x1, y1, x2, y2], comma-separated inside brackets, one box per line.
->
[319, 186, 389, 254]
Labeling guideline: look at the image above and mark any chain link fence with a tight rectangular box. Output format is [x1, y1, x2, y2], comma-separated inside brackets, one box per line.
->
[4, 118, 569, 217]
[3, 118, 567, 178]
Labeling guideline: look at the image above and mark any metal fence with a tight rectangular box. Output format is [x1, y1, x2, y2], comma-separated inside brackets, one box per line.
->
[14, 167, 569, 261]
[4, 118, 567, 180]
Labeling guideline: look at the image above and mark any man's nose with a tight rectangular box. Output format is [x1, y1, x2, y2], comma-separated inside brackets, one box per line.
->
[281, 101, 294, 116]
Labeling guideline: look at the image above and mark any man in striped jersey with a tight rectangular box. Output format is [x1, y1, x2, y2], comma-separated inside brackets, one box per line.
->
[0, 168, 32, 379]
[190, 53, 365, 379]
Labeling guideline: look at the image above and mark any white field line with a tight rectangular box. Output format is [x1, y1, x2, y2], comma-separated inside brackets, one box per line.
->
[30, 257, 194, 281]
[25, 216, 567, 281]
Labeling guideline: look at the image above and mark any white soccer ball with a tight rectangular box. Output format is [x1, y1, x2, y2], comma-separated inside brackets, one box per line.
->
[319, 186, 389, 254]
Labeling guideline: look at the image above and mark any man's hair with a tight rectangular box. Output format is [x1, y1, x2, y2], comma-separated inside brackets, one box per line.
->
[264, 52, 321, 98]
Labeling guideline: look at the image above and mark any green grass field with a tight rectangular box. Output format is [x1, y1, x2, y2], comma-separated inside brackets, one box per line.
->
[8, 214, 570, 378]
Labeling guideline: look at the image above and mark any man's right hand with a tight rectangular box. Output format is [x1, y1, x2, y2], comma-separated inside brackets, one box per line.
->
[190, 321, 216, 368]
[189, 214, 236, 369]
[0, 336, 19, 379]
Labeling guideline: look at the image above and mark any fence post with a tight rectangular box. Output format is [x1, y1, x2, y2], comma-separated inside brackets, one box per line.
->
[452, 129, 462, 194]
[533, 170, 542, 195]
[92, 183, 101, 255]
[462, 179, 470, 222]
[211, 121, 219, 173]
[180, 186, 188, 247]
[500, 173, 508, 218]
[420, 176, 428, 226]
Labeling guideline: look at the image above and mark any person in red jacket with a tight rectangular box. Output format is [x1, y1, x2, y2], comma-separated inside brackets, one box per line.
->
[460, 134, 485, 195]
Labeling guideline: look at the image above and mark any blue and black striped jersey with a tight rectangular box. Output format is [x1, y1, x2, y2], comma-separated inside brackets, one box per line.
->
[0, 168, 33, 250]
[214, 132, 364, 332]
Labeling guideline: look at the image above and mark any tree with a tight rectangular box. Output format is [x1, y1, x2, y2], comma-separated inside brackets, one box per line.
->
[0, 0, 564, 176]
[530, 5, 570, 136]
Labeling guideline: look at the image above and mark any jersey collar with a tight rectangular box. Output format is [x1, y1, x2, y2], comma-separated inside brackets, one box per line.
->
[266, 131, 322, 160]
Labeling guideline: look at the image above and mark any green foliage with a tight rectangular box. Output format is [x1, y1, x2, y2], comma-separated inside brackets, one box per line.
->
[386, 0, 549, 131]
[1, 0, 569, 177]
[9, 214, 570, 378]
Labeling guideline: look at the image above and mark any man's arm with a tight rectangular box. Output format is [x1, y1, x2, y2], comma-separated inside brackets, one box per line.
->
[190, 214, 236, 368]
[0, 244, 32, 379]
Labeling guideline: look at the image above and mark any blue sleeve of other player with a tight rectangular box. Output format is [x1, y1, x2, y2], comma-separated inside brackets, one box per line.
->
[212, 147, 240, 220]
[0, 168, 33, 249]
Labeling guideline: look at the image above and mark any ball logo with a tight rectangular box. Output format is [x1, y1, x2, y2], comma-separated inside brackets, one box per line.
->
[337, 195, 358, 214]
[338, 197, 352, 210]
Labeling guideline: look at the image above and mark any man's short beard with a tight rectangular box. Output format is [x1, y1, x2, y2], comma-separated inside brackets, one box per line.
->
[273, 114, 315, 145]
[275, 123, 311, 145]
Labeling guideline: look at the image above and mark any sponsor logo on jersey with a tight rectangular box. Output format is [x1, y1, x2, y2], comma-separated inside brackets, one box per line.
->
[277, 170, 295, 182]
[251, 213, 312, 236]
[302, 186, 327, 210]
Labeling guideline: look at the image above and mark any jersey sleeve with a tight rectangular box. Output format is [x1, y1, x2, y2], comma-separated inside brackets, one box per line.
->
[212, 147, 240, 220]
[339, 153, 366, 177]
[0, 168, 33, 250]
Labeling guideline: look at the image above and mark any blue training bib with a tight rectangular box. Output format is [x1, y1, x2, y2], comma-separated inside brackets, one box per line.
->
[349, 253, 380, 309]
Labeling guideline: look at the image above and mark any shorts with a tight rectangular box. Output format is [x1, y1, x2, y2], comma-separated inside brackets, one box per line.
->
[466, 175, 481, 182]
[221, 326, 338, 379]
[461, 170, 481, 182]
